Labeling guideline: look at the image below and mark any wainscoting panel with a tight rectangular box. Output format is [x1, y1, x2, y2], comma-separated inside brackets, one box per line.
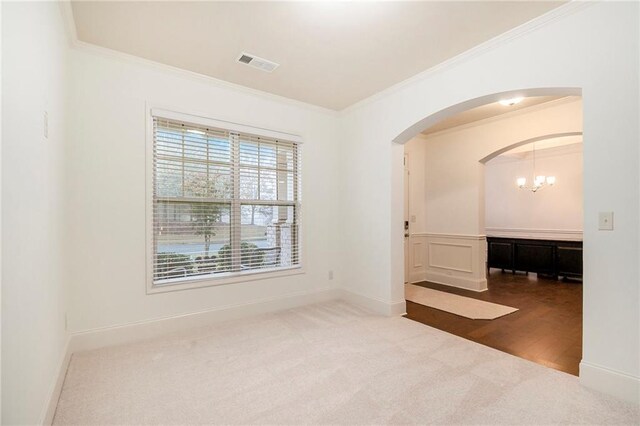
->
[408, 236, 427, 283]
[428, 242, 473, 272]
[408, 233, 487, 291]
[412, 241, 424, 267]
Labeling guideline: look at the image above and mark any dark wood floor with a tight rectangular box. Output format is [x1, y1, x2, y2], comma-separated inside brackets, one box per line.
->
[405, 270, 582, 375]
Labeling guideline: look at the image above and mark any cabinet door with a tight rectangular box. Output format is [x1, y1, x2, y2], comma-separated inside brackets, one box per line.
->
[557, 246, 583, 278]
[515, 243, 555, 274]
[488, 241, 513, 269]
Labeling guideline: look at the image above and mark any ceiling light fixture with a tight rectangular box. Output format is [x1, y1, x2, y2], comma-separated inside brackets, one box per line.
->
[516, 143, 556, 193]
[499, 97, 523, 106]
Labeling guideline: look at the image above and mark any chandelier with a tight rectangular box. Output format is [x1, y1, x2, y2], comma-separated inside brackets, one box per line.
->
[516, 143, 556, 192]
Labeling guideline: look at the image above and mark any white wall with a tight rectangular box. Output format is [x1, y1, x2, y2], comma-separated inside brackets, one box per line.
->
[342, 2, 639, 402]
[485, 143, 583, 239]
[65, 46, 342, 333]
[1, 3, 70, 424]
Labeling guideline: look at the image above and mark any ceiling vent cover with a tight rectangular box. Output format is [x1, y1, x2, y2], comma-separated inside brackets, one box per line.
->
[236, 52, 279, 73]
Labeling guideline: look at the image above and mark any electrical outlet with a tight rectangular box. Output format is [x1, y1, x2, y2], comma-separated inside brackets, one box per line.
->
[328, 270, 334, 280]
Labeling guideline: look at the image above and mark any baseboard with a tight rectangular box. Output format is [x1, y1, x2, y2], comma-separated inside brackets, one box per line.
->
[70, 287, 340, 353]
[580, 361, 640, 405]
[41, 336, 72, 425]
[424, 271, 488, 292]
[67, 286, 409, 354]
[409, 271, 427, 285]
[339, 289, 406, 316]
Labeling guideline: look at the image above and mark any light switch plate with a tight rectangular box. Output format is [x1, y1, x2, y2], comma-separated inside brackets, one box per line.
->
[599, 212, 614, 230]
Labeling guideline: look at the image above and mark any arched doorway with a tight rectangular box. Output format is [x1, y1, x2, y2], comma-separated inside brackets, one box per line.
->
[395, 90, 584, 375]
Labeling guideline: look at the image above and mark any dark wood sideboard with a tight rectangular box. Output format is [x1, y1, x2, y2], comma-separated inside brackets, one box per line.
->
[487, 236, 583, 280]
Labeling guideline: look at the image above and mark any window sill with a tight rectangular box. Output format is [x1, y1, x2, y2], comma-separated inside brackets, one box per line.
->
[146, 266, 305, 295]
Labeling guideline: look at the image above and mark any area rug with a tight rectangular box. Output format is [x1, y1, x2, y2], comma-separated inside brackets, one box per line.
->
[405, 283, 518, 320]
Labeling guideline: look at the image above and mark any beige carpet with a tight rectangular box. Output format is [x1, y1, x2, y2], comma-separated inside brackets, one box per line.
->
[405, 283, 518, 320]
[53, 301, 638, 425]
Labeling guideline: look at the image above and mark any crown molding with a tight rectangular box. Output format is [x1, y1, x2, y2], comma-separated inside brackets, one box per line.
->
[58, 1, 338, 118]
[341, 1, 595, 114]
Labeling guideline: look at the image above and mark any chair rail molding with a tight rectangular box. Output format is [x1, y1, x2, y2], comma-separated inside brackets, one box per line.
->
[485, 227, 583, 241]
[411, 232, 487, 240]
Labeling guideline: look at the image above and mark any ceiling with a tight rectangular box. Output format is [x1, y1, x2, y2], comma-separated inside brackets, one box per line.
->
[69, 1, 565, 111]
[421, 96, 563, 135]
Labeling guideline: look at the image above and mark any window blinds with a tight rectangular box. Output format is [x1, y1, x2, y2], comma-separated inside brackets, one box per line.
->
[152, 115, 301, 285]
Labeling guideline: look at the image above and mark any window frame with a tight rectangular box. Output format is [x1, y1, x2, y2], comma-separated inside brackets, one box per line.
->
[145, 105, 304, 294]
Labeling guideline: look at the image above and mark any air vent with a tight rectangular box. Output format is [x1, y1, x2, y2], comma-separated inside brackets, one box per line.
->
[236, 52, 279, 73]
[238, 54, 253, 64]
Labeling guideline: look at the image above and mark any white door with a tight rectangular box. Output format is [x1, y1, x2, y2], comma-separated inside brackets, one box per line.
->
[404, 154, 410, 283]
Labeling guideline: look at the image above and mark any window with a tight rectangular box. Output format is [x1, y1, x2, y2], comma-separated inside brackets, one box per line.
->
[150, 112, 301, 288]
